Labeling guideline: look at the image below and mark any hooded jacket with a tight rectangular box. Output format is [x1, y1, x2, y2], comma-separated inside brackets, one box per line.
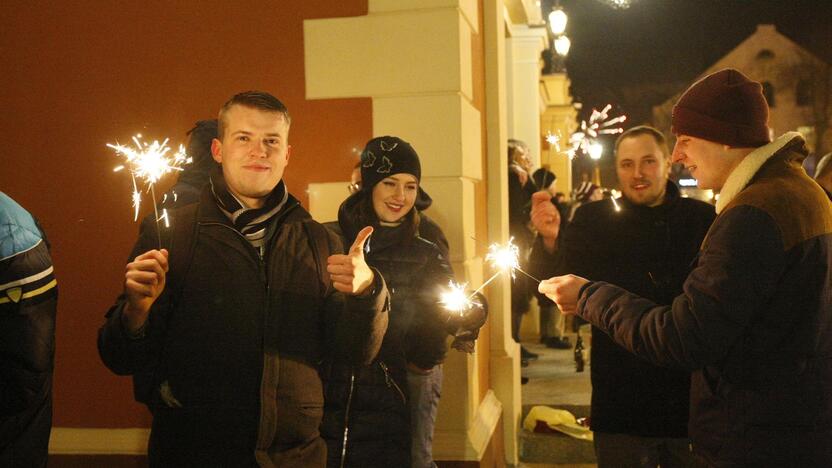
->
[98, 185, 389, 467]
[0, 193, 57, 468]
[576, 133, 832, 466]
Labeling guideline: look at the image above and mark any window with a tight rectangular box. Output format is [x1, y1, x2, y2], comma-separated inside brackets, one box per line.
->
[796, 79, 812, 106]
[756, 49, 775, 60]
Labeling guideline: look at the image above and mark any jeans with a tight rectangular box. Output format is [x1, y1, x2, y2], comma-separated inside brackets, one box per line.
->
[406, 365, 442, 468]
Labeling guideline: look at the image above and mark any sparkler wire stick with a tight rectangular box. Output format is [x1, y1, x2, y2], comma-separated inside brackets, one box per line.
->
[149, 184, 162, 248]
[469, 271, 502, 298]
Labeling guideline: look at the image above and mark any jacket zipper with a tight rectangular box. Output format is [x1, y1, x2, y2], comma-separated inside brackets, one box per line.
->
[379, 362, 406, 404]
[339, 370, 356, 468]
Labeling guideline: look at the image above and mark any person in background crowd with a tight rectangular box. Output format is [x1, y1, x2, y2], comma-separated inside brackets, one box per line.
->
[1, 192, 58, 468]
[568, 181, 604, 222]
[540, 69, 832, 467]
[322, 136, 487, 468]
[507, 139, 538, 366]
[160, 119, 220, 208]
[530, 168, 570, 350]
[531, 125, 715, 467]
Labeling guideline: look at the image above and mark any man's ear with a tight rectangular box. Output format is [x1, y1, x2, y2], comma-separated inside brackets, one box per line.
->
[284, 145, 292, 164]
[211, 138, 222, 163]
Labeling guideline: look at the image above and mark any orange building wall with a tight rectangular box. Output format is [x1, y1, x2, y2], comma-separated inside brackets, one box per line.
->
[0, 1, 370, 428]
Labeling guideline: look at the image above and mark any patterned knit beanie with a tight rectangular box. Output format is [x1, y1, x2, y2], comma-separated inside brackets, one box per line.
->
[672, 68, 770, 148]
[360, 136, 421, 190]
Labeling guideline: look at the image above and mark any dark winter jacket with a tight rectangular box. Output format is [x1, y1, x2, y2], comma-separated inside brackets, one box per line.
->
[320, 193, 479, 468]
[576, 133, 832, 466]
[530, 181, 715, 437]
[0, 193, 57, 468]
[98, 186, 389, 467]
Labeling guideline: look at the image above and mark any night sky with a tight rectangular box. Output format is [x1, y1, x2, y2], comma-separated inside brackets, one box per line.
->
[541, 0, 832, 185]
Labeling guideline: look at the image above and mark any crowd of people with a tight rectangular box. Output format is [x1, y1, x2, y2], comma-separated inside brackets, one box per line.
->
[3, 67, 831, 467]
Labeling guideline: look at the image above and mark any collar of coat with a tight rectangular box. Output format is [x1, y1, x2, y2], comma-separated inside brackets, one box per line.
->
[716, 131, 805, 214]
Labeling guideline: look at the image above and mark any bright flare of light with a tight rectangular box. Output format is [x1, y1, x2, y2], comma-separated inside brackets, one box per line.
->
[554, 35, 571, 56]
[108, 135, 191, 185]
[548, 8, 568, 35]
[588, 142, 604, 160]
[486, 238, 521, 277]
[611, 196, 621, 212]
[546, 132, 561, 148]
[440, 281, 473, 313]
[107, 134, 192, 220]
[566, 104, 627, 159]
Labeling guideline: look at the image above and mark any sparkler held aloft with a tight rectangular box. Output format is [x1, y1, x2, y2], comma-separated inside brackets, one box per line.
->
[108, 134, 192, 248]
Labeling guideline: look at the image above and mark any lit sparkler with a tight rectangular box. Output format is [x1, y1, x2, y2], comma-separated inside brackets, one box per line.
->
[468, 238, 542, 298]
[567, 104, 627, 159]
[108, 134, 191, 247]
[440, 281, 475, 314]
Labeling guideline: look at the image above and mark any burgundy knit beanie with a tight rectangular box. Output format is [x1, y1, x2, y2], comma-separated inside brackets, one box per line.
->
[671, 68, 771, 147]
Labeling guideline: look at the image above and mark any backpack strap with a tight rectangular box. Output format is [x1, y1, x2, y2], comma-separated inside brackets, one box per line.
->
[164, 203, 200, 299]
[302, 219, 332, 297]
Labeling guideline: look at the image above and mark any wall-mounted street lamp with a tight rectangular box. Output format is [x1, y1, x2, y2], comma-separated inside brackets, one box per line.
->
[588, 141, 604, 160]
[554, 35, 571, 56]
[548, 7, 568, 35]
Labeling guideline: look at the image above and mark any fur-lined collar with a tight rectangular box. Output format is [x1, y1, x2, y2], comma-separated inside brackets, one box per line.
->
[716, 132, 803, 214]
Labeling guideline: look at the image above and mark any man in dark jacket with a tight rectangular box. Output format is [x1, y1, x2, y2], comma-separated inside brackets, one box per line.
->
[98, 91, 389, 467]
[530, 126, 715, 467]
[540, 68, 832, 466]
[0, 192, 57, 468]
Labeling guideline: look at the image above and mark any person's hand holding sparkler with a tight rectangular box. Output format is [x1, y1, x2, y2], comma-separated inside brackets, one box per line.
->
[439, 282, 488, 353]
[123, 248, 169, 333]
[440, 281, 475, 314]
[530, 191, 561, 253]
[327, 226, 376, 295]
[538, 274, 590, 315]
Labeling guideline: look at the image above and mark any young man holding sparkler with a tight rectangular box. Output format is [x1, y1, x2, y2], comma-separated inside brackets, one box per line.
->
[530, 125, 715, 467]
[539, 68, 832, 466]
[98, 91, 389, 467]
[321, 136, 487, 468]
[0, 193, 57, 468]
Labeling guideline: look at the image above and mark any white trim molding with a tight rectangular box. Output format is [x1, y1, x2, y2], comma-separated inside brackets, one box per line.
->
[49, 428, 149, 455]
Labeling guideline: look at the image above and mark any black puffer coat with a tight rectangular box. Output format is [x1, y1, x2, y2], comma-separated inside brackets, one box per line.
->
[530, 182, 715, 438]
[321, 193, 472, 468]
[0, 193, 57, 468]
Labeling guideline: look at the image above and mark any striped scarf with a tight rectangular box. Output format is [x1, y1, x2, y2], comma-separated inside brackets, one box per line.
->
[209, 169, 289, 256]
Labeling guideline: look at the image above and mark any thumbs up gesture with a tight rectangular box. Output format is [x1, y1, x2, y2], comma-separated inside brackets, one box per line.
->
[327, 226, 376, 295]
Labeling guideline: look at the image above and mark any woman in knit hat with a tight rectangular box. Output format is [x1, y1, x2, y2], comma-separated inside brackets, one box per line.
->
[321, 136, 487, 468]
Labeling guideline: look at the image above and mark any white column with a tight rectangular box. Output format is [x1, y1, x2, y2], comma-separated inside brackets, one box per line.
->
[506, 25, 547, 168]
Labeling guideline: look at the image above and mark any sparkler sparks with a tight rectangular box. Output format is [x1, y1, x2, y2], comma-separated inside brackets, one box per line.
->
[567, 104, 627, 159]
[486, 238, 521, 277]
[440, 281, 475, 314]
[108, 134, 191, 246]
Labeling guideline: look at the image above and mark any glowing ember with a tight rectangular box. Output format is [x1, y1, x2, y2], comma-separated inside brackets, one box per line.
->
[108, 133, 191, 246]
[486, 238, 521, 276]
[440, 281, 474, 313]
[567, 104, 627, 159]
